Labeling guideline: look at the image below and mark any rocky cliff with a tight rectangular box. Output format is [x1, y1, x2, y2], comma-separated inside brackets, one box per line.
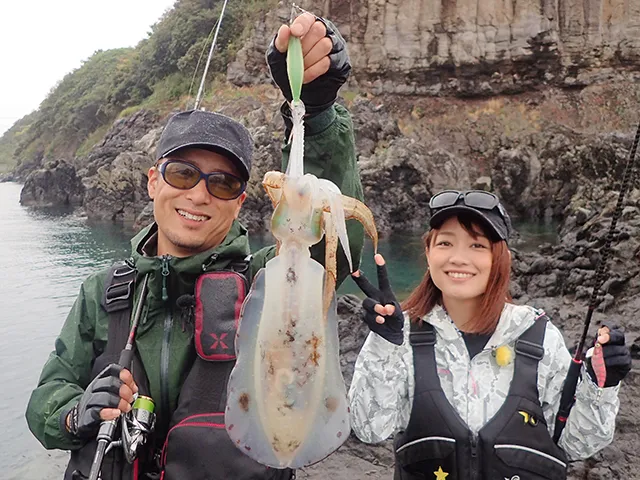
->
[229, 0, 640, 95]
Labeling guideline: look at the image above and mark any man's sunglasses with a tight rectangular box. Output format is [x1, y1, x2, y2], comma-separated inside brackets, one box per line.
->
[429, 190, 500, 211]
[158, 160, 246, 200]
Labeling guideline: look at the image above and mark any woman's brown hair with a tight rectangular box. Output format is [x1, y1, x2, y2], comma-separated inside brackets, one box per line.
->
[401, 214, 512, 334]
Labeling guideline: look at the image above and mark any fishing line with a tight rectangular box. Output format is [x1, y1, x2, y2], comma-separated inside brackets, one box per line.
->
[193, 0, 231, 110]
[187, 17, 220, 104]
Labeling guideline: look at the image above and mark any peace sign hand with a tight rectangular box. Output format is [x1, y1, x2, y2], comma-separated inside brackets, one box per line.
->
[351, 254, 405, 345]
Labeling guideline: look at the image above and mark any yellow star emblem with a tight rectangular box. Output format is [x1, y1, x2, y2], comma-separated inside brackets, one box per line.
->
[434, 466, 449, 479]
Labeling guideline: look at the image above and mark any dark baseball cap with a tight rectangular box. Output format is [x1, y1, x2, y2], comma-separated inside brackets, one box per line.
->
[156, 110, 253, 181]
[428, 190, 512, 243]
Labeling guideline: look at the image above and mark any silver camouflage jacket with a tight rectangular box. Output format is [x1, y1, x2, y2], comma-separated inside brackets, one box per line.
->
[348, 303, 620, 460]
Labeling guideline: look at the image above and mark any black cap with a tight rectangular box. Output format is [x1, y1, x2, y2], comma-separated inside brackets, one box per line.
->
[429, 202, 512, 243]
[156, 110, 253, 181]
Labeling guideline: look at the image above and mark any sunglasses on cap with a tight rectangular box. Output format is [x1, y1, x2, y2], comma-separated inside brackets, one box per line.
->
[429, 189, 511, 241]
[158, 160, 246, 200]
[429, 190, 500, 211]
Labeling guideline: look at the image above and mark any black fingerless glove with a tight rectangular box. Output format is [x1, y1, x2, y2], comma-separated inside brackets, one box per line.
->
[362, 297, 404, 345]
[352, 262, 404, 346]
[586, 328, 632, 388]
[266, 17, 351, 116]
[62, 364, 123, 439]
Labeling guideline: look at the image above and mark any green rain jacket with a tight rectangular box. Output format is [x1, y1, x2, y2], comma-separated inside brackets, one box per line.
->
[26, 104, 365, 451]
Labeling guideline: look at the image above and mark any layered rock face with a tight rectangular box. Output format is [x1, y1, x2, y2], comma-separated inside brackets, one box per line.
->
[229, 0, 640, 95]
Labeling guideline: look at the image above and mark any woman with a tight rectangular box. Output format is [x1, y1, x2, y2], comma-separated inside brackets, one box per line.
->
[350, 190, 631, 480]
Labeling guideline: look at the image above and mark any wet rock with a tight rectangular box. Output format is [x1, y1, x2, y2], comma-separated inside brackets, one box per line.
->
[79, 110, 161, 222]
[20, 159, 84, 207]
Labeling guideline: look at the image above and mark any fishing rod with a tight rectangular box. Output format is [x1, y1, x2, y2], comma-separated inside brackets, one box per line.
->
[85, 274, 151, 480]
[187, 17, 220, 101]
[193, 0, 230, 110]
[553, 121, 640, 443]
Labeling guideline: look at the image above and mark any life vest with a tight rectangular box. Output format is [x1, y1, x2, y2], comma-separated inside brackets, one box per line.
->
[394, 316, 568, 480]
[65, 261, 293, 480]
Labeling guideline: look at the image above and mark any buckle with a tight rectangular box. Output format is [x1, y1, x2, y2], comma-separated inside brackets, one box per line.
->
[515, 339, 545, 360]
[105, 280, 134, 305]
[410, 330, 436, 347]
[113, 265, 135, 278]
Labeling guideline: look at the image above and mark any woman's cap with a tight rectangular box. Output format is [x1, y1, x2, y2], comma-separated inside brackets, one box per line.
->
[428, 190, 512, 242]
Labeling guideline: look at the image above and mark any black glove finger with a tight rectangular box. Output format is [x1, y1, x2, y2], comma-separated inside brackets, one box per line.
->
[324, 21, 350, 86]
[94, 363, 123, 381]
[605, 329, 625, 346]
[603, 352, 632, 369]
[362, 297, 382, 314]
[601, 322, 620, 331]
[76, 410, 101, 437]
[376, 262, 395, 301]
[91, 376, 123, 396]
[320, 18, 348, 58]
[86, 391, 121, 410]
[602, 344, 630, 358]
[106, 363, 123, 376]
[352, 272, 381, 299]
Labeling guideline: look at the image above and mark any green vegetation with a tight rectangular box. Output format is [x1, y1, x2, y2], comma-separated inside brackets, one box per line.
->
[0, 112, 38, 173]
[3, 0, 277, 176]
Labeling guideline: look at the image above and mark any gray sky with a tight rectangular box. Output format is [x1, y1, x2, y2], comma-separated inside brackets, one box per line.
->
[0, 0, 177, 136]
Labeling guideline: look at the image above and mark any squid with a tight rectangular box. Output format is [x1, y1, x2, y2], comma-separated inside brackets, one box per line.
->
[225, 35, 378, 469]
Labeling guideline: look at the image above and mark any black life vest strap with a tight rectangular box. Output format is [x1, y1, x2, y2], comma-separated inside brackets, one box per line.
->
[98, 261, 151, 399]
[101, 261, 136, 357]
[510, 314, 548, 400]
[101, 261, 136, 313]
[409, 320, 440, 394]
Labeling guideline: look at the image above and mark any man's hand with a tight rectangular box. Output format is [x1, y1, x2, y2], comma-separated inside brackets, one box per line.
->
[64, 364, 138, 438]
[274, 13, 332, 84]
[266, 12, 351, 113]
[352, 254, 405, 345]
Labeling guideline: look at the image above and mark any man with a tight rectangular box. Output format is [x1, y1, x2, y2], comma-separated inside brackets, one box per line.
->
[26, 13, 363, 480]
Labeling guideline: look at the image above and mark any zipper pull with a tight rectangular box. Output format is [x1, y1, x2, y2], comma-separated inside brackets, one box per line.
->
[470, 434, 478, 457]
[161, 255, 171, 302]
